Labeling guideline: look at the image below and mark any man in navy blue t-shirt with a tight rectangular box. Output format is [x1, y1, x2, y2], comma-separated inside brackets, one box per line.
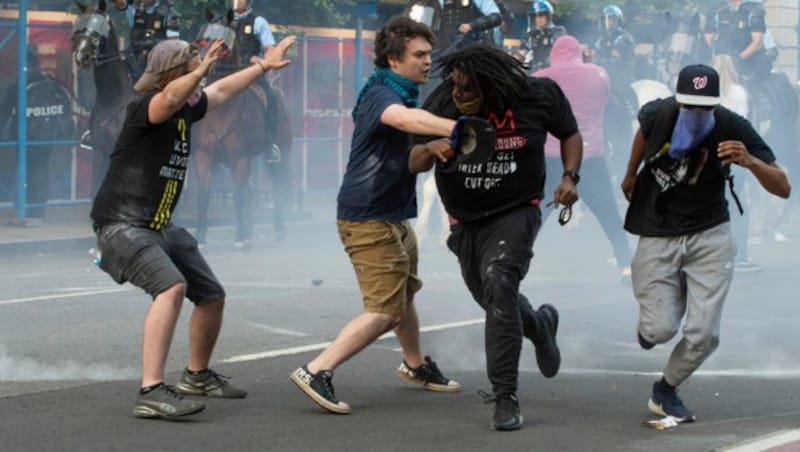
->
[290, 16, 463, 415]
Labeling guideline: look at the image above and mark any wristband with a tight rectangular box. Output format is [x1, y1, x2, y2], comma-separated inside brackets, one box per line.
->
[563, 170, 580, 184]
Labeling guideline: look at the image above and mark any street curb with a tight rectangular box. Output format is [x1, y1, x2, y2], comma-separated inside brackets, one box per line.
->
[0, 236, 96, 257]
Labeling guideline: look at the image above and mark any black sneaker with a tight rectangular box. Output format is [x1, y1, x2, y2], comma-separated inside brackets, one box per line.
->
[133, 383, 206, 419]
[290, 365, 351, 414]
[648, 382, 696, 423]
[397, 356, 462, 392]
[176, 368, 247, 398]
[481, 391, 523, 431]
[532, 304, 561, 378]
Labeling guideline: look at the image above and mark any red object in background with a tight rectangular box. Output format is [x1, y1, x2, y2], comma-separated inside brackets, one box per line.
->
[0, 16, 93, 201]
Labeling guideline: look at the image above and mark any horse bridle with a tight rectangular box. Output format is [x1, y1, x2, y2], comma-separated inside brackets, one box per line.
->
[72, 13, 131, 130]
[72, 13, 129, 66]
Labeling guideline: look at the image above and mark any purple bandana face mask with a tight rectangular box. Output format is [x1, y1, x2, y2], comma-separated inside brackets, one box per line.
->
[668, 107, 715, 159]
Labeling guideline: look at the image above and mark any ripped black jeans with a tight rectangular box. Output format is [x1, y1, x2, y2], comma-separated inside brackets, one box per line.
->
[447, 204, 544, 397]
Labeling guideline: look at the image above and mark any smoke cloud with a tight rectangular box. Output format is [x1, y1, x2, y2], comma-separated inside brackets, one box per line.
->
[0, 344, 137, 382]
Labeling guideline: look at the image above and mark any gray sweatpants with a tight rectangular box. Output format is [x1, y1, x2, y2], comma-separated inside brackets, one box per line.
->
[632, 222, 736, 386]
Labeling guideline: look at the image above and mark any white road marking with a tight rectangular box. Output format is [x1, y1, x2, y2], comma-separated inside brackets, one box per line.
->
[0, 287, 131, 306]
[244, 322, 310, 337]
[223, 318, 485, 363]
[562, 368, 800, 378]
[223, 342, 334, 363]
[720, 429, 800, 451]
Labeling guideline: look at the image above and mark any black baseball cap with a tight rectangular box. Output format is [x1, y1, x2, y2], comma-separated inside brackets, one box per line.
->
[675, 64, 720, 107]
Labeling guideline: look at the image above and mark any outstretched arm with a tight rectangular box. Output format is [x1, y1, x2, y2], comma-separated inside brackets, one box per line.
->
[380, 104, 456, 137]
[147, 40, 224, 124]
[205, 36, 296, 110]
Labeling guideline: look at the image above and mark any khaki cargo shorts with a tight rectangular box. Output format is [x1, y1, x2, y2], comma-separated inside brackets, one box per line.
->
[336, 219, 423, 317]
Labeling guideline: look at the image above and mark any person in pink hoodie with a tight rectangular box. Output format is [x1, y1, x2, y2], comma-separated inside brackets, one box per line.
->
[534, 34, 632, 281]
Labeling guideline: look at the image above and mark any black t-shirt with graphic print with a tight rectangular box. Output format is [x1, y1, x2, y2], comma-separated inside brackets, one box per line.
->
[624, 96, 775, 237]
[91, 92, 208, 230]
[417, 76, 578, 223]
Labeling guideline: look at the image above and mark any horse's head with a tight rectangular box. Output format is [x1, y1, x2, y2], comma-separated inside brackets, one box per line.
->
[72, 0, 114, 69]
[196, 8, 237, 63]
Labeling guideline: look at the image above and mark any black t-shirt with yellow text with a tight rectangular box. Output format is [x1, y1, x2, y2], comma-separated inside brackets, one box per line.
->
[91, 92, 208, 230]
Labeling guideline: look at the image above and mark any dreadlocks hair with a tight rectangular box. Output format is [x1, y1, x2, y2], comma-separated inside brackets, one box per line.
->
[436, 43, 530, 113]
[373, 15, 437, 69]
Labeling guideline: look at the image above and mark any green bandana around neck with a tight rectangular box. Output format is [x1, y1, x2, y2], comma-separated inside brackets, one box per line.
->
[352, 68, 419, 119]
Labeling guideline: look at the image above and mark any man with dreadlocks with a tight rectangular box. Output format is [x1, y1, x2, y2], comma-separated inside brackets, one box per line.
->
[409, 43, 583, 431]
[290, 15, 463, 415]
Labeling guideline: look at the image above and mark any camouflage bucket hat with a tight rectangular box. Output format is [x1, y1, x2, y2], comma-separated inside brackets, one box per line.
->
[134, 39, 197, 93]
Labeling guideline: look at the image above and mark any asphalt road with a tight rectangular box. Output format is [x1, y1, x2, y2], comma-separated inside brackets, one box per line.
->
[1, 214, 799, 451]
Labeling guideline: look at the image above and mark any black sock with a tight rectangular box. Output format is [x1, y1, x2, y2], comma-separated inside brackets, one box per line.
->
[655, 377, 676, 393]
[188, 368, 208, 375]
[140, 382, 165, 394]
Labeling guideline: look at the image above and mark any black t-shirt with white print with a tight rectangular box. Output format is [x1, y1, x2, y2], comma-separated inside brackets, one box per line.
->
[91, 92, 208, 230]
[624, 96, 775, 237]
[418, 76, 578, 223]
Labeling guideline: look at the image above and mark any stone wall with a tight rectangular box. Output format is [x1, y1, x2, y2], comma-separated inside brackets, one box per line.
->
[766, 0, 798, 81]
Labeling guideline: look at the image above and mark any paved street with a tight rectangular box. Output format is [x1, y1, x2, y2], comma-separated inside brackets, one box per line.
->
[1, 197, 799, 451]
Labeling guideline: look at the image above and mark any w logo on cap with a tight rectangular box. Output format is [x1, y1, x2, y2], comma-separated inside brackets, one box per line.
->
[675, 64, 720, 107]
[693, 76, 708, 91]
[692, 75, 708, 90]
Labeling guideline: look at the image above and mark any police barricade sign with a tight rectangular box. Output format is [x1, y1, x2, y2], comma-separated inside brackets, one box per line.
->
[0, 75, 76, 210]
[23, 76, 74, 141]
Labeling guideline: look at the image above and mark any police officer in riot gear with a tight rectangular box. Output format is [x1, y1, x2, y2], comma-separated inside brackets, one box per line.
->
[519, 0, 566, 72]
[594, 5, 635, 83]
[705, 0, 773, 81]
[0, 49, 74, 224]
[492, 0, 515, 47]
[593, 4, 637, 115]
[226, 0, 282, 162]
[112, 0, 180, 82]
[432, 0, 502, 54]
[407, 0, 501, 102]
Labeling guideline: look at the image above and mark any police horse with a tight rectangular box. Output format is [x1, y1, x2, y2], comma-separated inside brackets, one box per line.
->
[193, 11, 293, 249]
[71, 0, 135, 195]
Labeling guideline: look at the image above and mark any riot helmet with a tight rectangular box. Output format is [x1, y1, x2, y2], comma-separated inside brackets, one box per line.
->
[229, 0, 252, 17]
[528, 0, 554, 31]
[601, 5, 623, 31]
[408, 2, 437, 29]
